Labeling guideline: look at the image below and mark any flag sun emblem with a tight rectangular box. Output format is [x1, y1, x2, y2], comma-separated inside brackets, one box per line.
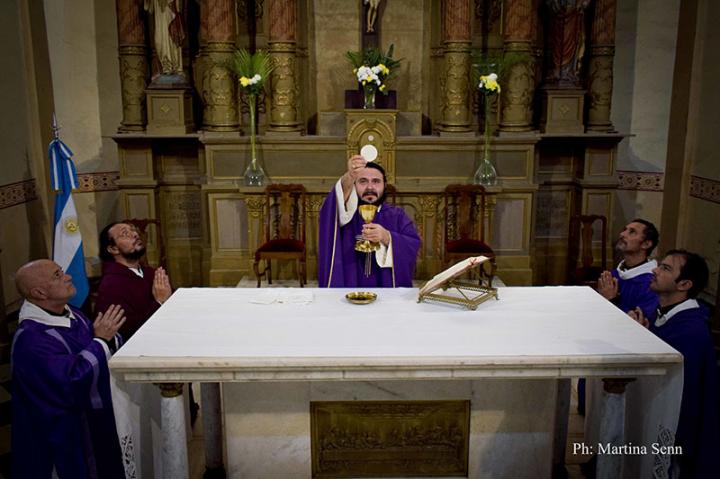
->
[64, 217, 79, 233]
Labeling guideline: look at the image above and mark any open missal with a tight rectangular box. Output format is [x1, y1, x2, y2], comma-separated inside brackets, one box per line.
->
[417, 255, 498, 310]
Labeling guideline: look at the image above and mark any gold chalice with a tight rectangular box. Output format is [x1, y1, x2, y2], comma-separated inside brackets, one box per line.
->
[355, 204, 380, 253]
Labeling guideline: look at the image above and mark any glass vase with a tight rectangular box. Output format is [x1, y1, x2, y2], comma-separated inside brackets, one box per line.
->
[243, 157, 266, 186]
[243, 94, 266, 186]
[473, 154, 498, 186]
[473, 92, 498, 186]
[363, 87, 376, 109]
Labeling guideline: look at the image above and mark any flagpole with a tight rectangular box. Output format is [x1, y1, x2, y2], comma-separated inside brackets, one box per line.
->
[52, 112, 59, 140]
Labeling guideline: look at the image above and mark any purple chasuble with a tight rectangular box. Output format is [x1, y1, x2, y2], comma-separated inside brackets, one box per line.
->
[611, 260, 658, 318]
[649, 302, 720, 478]
[318, 187, 421, 287]
[11, 303, 125, 479]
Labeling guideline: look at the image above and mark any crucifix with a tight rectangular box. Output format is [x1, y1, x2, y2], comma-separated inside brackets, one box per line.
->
[362, 0, 383, 49]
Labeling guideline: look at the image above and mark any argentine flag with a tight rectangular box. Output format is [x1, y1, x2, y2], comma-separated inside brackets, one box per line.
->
[50, 138, 89, 308]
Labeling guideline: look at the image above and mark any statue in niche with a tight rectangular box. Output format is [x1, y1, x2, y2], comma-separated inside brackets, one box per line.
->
[144, 0, 186, 79]
[364, 0, 383, 33]
[545, 0, 591, 86]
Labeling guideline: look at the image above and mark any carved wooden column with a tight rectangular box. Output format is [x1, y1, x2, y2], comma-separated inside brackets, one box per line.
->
[196, 0, 239, 131]
[439, 0, 472, 134]
[267, 0, 302, 133]
[586, 0, 616, 132]
[500, 0, 536, 132]
[116, 0, 148, 131]
[540, 0, 591, 133]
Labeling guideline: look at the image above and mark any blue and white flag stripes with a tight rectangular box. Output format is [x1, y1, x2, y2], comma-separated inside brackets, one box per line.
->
[50, 138, 89, 308]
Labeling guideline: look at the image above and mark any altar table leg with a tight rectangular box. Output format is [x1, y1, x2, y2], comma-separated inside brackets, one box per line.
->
[158, 383, 190, 479]
[596, 378, 635, 479]
[552, 378, 571, 474]
[201, 383, 226, 478]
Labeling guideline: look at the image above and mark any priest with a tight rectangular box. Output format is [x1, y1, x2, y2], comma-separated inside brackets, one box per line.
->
[629, 250, 719, 478]
[12, 259, 126, 478]
[318, 155, 421, 287]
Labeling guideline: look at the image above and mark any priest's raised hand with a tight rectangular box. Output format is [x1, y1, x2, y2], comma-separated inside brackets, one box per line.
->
[318, 156, 421, 287]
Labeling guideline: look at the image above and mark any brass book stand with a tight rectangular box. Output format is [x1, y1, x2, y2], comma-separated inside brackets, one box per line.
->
[417, 256, 499, 310]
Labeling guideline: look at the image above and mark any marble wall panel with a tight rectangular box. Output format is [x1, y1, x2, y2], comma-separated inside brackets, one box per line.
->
[121, 148, 153, 178]
[493, 195, 531, 253]
[214, 198, 248, 251]
[122, 190, 153, 219]
[535, 189, 570, 238]
[162, 188, 202, 240]
[587, 148, 614, 177]
[223, 379, 555, 479]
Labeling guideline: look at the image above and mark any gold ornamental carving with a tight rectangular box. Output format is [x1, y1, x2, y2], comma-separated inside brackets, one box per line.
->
[346, 111, 397, 183]
[587, 0, 616, 131]
[586, 50, 614, 131]
[269, 44, 301, 131]
[311, 401, 470, 477]
[499, 44, 535, 132]
[156, 383, 184, 398]
[439, 46, 472, 132]
[196, 44, 239, 131]
[119, 47, 148, 131]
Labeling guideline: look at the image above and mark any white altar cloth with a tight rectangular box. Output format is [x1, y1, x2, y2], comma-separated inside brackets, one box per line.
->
[111, 286, 683, 478]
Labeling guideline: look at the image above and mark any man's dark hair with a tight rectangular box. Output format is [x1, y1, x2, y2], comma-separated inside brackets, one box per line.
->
[632, 218, 659, 256]
[358, 162, 389, 205]
[365, 161, 387, 183]
[665, 249, 709, 298]
[99, 222, 121, 262]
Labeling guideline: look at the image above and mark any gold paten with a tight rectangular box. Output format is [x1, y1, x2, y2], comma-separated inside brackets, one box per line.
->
[355, 204, 380, 253]
[311, 401, 469, 478]
[345, 292, 377, 305]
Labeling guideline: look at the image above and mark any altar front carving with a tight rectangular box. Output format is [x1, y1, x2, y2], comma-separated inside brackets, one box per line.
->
[112, 0, 623, 287]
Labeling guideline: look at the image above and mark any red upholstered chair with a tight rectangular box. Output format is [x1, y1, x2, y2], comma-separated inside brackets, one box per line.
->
[253, 184, 307, 287]
[443, 184, 496, 269]
[566, 214, 608, 287]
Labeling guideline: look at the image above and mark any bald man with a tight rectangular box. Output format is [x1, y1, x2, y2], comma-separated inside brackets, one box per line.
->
[12, 260, 126, 479]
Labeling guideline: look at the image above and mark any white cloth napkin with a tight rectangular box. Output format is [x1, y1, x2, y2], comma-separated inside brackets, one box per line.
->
[249, 290, 314, 305]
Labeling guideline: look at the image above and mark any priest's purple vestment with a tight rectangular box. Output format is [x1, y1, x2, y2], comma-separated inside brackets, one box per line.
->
[11, 302, 125, 479]
[650, 301, 720, 478]
[318, 185, 421, 287]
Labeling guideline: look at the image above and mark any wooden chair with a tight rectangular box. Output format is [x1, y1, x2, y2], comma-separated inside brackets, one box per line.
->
[253, 184, 307, 287]
[384, 183, 397, 204]
[125, 218, 167, 268]
[566, 214, 608, 287]
[443, 184, 496, 269]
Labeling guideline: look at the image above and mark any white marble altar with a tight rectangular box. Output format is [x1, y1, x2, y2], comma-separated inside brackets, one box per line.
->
[111, 286, 682, 479]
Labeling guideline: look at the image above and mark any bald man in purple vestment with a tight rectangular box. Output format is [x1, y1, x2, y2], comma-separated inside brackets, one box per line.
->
[11, 260, 126, 479]
[318, 155, 421, 287]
